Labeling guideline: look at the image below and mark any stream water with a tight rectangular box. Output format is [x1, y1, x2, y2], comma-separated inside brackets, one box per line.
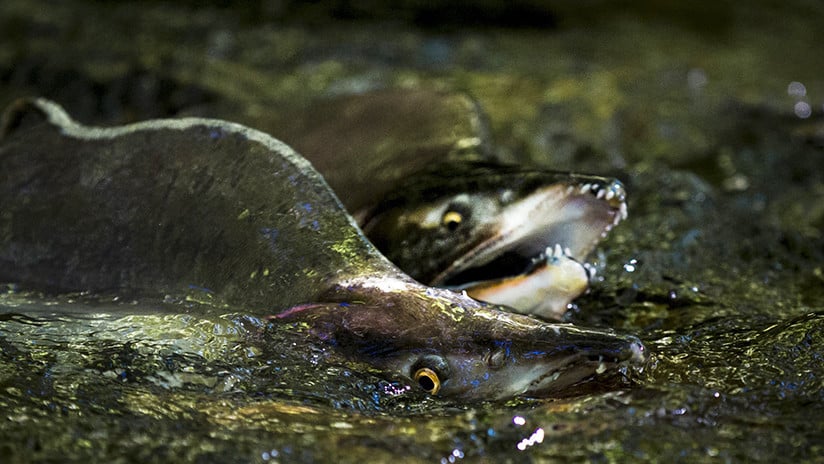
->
[1, 1, 822, 462]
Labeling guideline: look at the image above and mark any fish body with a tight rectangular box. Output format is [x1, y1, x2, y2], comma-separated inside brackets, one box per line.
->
[0, 99, 644, 400]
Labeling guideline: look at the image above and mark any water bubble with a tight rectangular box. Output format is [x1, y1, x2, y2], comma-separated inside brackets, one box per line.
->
[787, 81, 807, 97]
[794, 101, 812, 119]
[723, 174, 750, 191]
[516, 427, 546, 451]
[687, 68, 708, 90]
[513, 415, 526, 426]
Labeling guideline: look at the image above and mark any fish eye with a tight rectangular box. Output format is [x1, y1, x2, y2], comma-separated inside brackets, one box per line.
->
[413, 367, 441, 394]
[441, 210, 463, 231]
[411, 354, 450, 395]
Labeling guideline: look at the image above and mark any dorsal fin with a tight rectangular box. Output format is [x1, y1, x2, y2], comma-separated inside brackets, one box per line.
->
[0, 98, 403, 312]
[0, 97, 53, 138]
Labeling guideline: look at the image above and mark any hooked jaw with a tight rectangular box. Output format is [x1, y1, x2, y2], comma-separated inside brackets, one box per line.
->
[438, 177, 628, 319]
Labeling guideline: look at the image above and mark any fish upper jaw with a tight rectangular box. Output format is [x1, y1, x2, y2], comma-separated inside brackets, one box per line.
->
[430, 176, 627, 318]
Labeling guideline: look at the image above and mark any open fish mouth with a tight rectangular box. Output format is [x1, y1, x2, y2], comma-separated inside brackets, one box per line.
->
[451, 245, 591, 318]
[436, 178, 627, 318]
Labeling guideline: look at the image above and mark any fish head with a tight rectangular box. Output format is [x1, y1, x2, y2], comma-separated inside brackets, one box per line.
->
[360, 161, 628, 319]
[277, 278, 646, 401]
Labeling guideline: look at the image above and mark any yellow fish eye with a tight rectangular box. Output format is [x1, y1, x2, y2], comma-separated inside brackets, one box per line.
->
[441, 211, 463, 230]
[414, 367, 441, 395]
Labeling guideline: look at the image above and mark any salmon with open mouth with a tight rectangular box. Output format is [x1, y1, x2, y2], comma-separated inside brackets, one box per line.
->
[359, 161, 628, 320]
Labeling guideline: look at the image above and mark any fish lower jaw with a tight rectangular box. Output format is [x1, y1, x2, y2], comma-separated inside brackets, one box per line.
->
[442, 243, 591, 319]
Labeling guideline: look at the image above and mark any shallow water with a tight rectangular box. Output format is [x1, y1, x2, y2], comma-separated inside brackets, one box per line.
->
[2, 289, 820, 462]
[1, 1, 823, 462]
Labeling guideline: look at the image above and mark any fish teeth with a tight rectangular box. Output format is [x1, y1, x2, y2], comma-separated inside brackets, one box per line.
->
[566, 185, 575, 195]
[580, 183, 592, 194]
[583, 262, 597, 280]
[605, 189, 616, 201]
[619, 202, 628, 220]
[594, 355, 607, 374]
[596, 362, 607, 374]
[596, 188, 606, 200]
[543, 243, 569, 260]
